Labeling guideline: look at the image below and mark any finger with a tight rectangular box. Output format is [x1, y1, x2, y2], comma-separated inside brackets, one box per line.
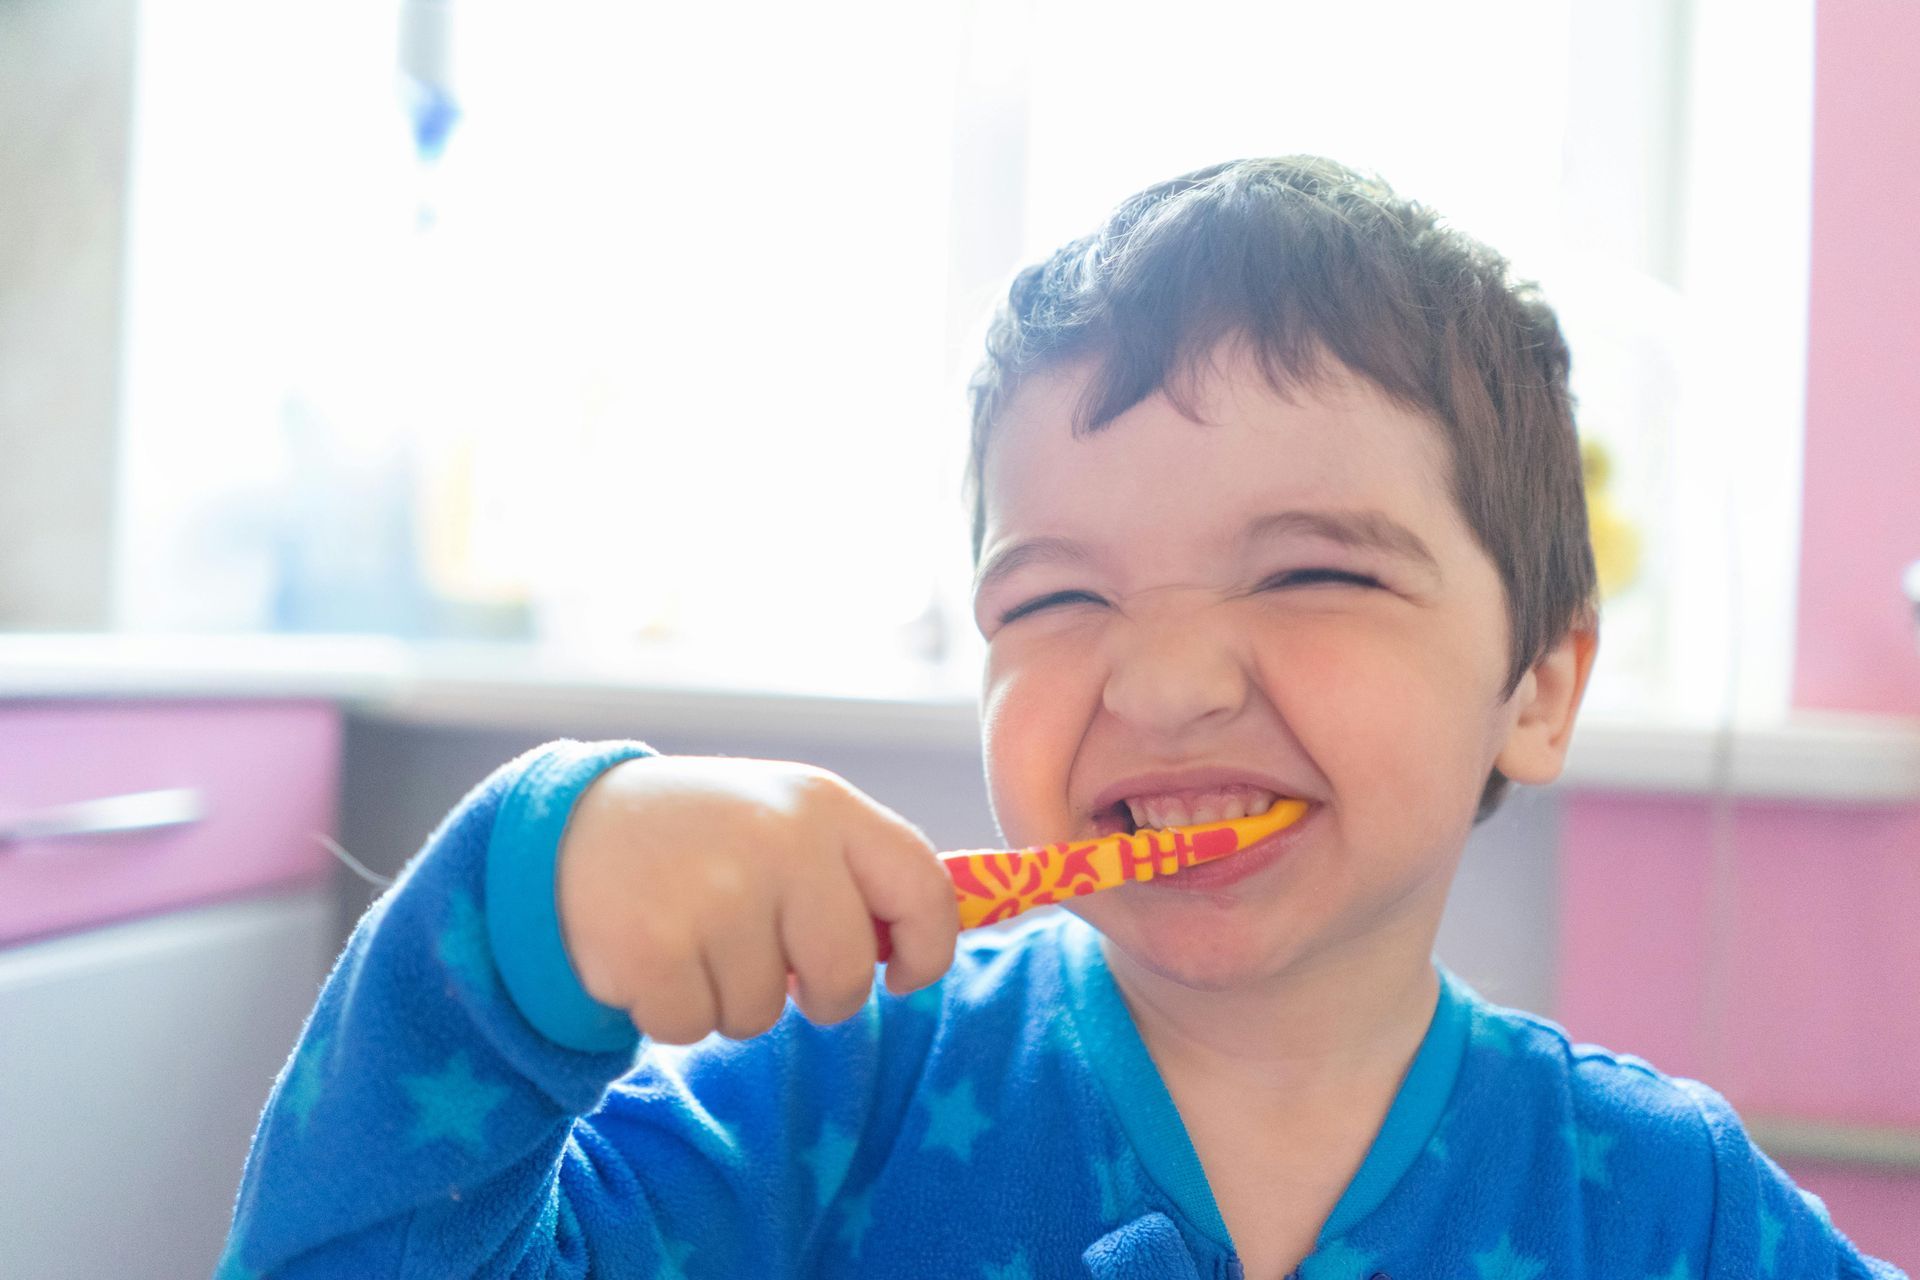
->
[622, 929, 720, 1046]
[700, 893, 791, 1041]
[839, 807, 957, 997]
[779, 868, 880, 1026]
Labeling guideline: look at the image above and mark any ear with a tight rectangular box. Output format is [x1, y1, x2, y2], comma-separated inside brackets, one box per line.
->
[1493, 620, 1599, 786]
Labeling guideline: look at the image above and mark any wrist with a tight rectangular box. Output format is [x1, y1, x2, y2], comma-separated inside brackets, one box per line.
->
[485, 739, 655, 1052]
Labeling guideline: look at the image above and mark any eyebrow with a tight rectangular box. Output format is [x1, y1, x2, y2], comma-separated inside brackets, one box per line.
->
[974, 509, 1439, 597]
[973, 535, 1099, 596]
[1245, 510, 1440, 572]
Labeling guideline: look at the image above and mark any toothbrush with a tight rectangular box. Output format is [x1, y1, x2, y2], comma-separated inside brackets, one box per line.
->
[872, 800, 1309, 961]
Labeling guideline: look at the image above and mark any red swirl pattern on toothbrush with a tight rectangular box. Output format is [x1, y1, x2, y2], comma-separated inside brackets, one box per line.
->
[873, 800, 1307, 961]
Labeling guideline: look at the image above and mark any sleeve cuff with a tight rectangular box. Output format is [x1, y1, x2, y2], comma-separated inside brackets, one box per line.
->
[485, 739, 656, 1052]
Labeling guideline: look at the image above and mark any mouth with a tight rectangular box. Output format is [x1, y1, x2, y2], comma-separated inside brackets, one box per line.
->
[1086, 784, 1314, 892]
[1090, 784, 1289, 838]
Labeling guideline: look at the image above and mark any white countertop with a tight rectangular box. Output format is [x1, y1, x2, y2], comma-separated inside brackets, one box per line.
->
[3, 632, 1918, 803]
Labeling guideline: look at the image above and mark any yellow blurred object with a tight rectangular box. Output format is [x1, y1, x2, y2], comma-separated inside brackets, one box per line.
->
[1582, 439, 1642, 600]
[418, 434, 531, 606]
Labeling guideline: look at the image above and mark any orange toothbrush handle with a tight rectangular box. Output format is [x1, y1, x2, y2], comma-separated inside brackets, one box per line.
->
[872, 802, 1305, 963]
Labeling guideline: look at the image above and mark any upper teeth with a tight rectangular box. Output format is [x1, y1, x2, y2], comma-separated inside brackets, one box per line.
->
[1124, 787, 1278, 831]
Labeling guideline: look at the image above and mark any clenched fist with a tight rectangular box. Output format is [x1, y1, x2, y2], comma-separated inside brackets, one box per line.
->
[555, 756, 959, 1045]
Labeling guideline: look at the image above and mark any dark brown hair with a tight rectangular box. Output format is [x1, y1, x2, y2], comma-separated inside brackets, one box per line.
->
[965, 156, 1597, 821]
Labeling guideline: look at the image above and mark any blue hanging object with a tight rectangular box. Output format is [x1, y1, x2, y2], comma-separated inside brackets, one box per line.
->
[398, 0, 459, 164]
[401, 75, 461, 164]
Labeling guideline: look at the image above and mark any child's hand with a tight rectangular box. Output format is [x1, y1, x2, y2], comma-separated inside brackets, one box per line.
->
[555, 756, 958, 1045]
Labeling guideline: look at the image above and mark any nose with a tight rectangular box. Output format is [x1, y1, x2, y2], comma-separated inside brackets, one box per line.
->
[1100, 604, 1252, 737]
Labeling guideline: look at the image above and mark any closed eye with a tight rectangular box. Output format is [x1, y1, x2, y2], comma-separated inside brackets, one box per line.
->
[1262, 569, 1382, 590]
[1000, 572, 1374, 625]
[999, 590, 1105, 625]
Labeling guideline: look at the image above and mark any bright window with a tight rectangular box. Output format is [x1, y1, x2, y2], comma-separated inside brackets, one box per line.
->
[115, 0, 1812, 719]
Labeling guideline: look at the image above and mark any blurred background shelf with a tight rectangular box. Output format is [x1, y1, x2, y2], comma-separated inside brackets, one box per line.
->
[4, 631, 1917, 800]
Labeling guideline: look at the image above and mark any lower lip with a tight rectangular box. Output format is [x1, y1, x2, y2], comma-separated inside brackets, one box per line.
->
[1139, 805, 1316, 893]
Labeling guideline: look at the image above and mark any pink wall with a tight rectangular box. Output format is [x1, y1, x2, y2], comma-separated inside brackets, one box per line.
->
[1784, 1163, 1920, 1270]
[1793, 0, 1920, 716]
[1559, 797, 1920, 1120]
[1557, 1, 1920, 1268]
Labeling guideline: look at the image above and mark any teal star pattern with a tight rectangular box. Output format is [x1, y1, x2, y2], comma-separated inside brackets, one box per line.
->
[921, 1077, 992, 1162]
[1090, 1149, 1141, 1222]
[399, 1051, 510, 1152]
[1474, 1010, 1524, 1058]
[282, 1029, 331, 1128]
[211, 1244, 259, 1280]
[981, 1247, 1035, 1279]
[834, 1185, 876, 1258]
[1473, 1231, 1547, 1280]
[1758, 1200, 1784, 1274]
[1425, 1104, 1459, 1163]
[1559, 1120, 1617, 1186]
[899, 981, 944, 1021]
[654, 1234, 697, 1280]
[435, 892, 494, 995]
[1299, 1238, 1383, 1279]
[882, 980, 946, 1057]
[844, 997, 884, 1045]
[800, 1120, 859, 1209]
[1578, 1128, 1617, 1185]
[1646, 1254, 1691, 1280]
[1041, 1009, 1077, 1057]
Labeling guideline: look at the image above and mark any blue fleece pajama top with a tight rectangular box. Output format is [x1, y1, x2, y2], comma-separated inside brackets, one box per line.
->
[218, 739, 1906, 1279]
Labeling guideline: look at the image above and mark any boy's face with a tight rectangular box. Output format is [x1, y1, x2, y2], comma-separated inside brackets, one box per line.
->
[973, 342, 1574, 992]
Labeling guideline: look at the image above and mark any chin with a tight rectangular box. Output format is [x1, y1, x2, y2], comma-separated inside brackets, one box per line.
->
[1069, 898, 1290, 993]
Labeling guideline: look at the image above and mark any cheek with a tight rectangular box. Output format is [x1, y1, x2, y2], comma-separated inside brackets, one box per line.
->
[981, 639, 1095, 842]
[1259, 616, 1421, 707]
[1260, 621, 1501, 801]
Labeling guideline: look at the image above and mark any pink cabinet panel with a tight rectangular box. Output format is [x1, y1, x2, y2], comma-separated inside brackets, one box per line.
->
[0, 700, 340, 945]
[1557, 790, 1920, 1267]
[1784, 1162, 1920, 1274]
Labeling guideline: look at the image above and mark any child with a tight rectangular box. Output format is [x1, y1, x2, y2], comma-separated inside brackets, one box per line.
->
[220, 157, 1904, 1279]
